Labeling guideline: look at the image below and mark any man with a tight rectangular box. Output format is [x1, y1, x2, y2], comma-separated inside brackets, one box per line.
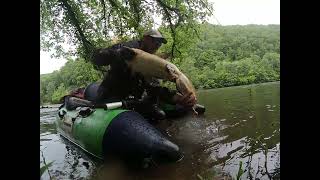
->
[89, 29, 196, 119]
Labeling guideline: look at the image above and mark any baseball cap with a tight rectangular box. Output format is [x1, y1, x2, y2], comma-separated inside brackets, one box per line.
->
[144, 29, 167, 44]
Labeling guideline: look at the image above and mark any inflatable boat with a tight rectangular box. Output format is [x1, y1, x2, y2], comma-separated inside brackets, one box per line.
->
[56, 96, 205, 165]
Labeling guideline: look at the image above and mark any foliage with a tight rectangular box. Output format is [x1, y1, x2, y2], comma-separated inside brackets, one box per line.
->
[51, 83, 68, 103]
[40, 0, 214, 60]
[40, 161, 54, 177]
[236, 161, 244, 180]
[40, 24, 280, 104]
[177, 24, 280, 89]
[40, 59, 103, 104]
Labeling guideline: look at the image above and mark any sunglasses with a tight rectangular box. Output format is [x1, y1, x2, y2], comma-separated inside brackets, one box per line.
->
[152, 38, 164, 46]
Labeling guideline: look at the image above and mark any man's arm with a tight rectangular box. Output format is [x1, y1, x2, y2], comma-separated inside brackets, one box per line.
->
[145, 80, 177, 104]
[145, 78, 196, 107]
[92, 46, 137, 67]
[91, 48, 120, 66]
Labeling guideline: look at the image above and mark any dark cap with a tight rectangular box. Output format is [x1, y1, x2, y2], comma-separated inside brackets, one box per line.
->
[144, 29, 167, 44]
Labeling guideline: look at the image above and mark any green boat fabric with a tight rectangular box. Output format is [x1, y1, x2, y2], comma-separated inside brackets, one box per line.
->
[56, 107, 127, 158]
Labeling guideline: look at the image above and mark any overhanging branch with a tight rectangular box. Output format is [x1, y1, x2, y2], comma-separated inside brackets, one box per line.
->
[58, 0, 94, 60]
[100, 0, 108, 38]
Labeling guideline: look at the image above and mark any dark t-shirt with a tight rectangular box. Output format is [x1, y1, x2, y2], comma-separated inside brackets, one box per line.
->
[92, 40, 176, 104]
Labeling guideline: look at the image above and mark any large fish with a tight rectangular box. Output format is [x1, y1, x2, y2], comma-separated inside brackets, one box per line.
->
[123, 47, 198, 114]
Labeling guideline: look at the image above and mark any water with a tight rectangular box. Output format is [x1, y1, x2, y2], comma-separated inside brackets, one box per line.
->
[40, 82, 280, 180]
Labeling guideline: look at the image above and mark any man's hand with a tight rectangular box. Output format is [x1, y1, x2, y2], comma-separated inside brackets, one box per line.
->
[172, 92, 197, 108]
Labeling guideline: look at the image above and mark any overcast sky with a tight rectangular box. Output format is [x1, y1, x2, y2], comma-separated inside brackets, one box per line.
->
[40, 0, 280, 74]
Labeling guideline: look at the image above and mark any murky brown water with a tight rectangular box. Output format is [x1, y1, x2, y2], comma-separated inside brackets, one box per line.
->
[40, 81, 280, 180]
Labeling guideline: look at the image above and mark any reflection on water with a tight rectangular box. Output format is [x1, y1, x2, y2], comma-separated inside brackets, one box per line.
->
[40, 82, 280, 180]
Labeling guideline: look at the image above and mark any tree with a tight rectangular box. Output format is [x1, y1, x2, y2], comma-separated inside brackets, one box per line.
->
[40, 0, 214, 61]
[59, 58, 103, 88]
[40, 24, 280, 104]
[51, 83, 68, 103]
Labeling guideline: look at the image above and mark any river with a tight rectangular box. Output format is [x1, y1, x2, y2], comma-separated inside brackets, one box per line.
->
[40, 81, 280, 180]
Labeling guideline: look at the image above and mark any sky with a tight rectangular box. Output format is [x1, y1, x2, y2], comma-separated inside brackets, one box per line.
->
[208, 0, 280, 25]
[40, 51, 68, 75]
[40, 0, 280, 74]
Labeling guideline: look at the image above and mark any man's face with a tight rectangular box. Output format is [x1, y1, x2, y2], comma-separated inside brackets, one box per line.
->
[142, 36, 163, 54]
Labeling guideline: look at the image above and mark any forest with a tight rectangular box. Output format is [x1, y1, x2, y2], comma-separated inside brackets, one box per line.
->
[40, 24, 279, 104]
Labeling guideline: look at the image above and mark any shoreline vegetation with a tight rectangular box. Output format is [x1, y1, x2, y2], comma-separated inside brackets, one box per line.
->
[40, 24, 279, 105]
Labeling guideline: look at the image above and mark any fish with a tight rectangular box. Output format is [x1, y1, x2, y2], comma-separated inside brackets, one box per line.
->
[123, 47, 198, 114]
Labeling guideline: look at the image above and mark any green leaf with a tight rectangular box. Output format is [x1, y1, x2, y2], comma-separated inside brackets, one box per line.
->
[40, 161, 54, 177]
[236, 161, 244, 180]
